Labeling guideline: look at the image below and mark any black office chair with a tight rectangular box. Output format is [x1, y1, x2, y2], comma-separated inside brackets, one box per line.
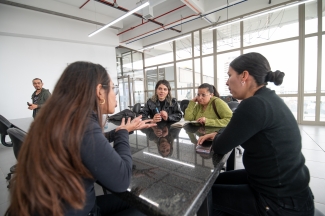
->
[132, 103, 142, 116]
[6, 128, 26, 183]
[180, 99, 189, 116]
[0, 115, 13, 147]
[227, 101, 240, 112]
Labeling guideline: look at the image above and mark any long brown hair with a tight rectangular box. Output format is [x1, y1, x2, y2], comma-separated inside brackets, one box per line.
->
[7, 61, 110, 216]
[151, 79, 172, 103]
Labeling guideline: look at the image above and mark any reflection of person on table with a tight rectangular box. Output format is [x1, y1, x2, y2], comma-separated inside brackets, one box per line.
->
[184, 83, 232, 127]
[139, 80, 182, 123]
[198, 53, 314, 216]
[7, 61, 156, 216]
[142, 122, 181, 157]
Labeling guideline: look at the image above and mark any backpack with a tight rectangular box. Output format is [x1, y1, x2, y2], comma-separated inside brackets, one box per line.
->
[108, 109, 136, 121]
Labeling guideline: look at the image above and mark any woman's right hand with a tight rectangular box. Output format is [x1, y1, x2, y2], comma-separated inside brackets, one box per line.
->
[197, 132, 217, 145]
[116, 115, 156, 132]
[192, 96, 198, 102]
[153, 113, 162, 123]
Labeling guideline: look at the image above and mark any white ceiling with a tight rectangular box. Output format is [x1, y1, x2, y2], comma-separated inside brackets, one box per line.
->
[1, 0, 306, 49]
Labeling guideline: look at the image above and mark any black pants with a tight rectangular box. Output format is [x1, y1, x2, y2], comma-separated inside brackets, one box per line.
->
[95, 194, 146, 216]
[211, 169, 315, 216]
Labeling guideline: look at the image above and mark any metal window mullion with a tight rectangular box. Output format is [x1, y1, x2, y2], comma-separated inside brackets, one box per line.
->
[200, 30, 203, 85]
[298, 4, 305, 124]
[192, 32, 195, 97]
[173, 40, 177, 98]
[213, 29, 218, 89]
[316, 0, 322, 122]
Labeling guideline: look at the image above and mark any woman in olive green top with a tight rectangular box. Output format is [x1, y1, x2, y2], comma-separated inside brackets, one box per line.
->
[184, 83, 232, 127]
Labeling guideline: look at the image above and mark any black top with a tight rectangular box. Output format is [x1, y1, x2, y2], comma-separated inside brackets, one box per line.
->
[139, 98, 182, 122]
[213, 87, 310, 197]
[65, 113, 132, 215]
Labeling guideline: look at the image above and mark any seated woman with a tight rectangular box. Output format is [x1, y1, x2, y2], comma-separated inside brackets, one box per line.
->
[198, 52, 314, 216]
[139, 80, 182, 123]
[6, 61, 155, 216]
[184, 83, 232, 127]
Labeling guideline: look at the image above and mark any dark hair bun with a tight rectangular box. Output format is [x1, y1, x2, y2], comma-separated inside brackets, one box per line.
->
[265, 70, 285, 86]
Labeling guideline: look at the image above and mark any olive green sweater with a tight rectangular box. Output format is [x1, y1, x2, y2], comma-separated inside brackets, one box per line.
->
[184, 97, 232, 127]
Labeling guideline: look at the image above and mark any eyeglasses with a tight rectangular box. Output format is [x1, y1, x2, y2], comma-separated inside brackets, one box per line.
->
[113, 85, 119, 95]
[197, 93, 211, 98]
[102, 84, 119, 95]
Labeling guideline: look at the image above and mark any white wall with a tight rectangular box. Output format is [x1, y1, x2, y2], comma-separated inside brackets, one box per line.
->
[0, 4, 119, 120]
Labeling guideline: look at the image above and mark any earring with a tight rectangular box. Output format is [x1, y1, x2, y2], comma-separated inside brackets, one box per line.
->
[241, 81, 245, 86]
[100, 99, 105, 105]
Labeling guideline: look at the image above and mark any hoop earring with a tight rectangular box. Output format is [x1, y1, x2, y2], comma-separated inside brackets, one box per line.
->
[100, 99, 105, 105]
[241, 81, 245, 86]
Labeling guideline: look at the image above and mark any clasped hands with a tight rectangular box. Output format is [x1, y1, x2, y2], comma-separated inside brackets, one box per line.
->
[153, 110, 168, 123]
[116, 115, 156, 132]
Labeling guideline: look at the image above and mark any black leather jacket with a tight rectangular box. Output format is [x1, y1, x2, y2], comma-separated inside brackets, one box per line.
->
[139, 98, 182, 122]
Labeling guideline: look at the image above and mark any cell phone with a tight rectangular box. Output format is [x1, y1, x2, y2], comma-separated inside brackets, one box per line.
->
[196, 140, 213, 154]
[27, 102, 31, 106]
[155, 107, 159, 114]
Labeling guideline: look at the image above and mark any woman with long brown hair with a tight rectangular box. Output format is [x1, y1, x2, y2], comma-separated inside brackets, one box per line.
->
[6, 61, 155, 216]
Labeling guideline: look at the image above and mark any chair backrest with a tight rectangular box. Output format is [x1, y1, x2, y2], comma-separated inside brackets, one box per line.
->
[0, 115, 13, 147]
[227, 101, 240, 112]
[7, 128, 26, 159]
[132, 103, 142, 115]
[180, 99, 190, 115]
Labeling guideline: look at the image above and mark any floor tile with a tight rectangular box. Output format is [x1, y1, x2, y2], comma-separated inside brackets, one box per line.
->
[302, 149, 325, 163]
[315, 203, 325, 215]
[310, 177, 325, 204]
[305, 161, 325, 179]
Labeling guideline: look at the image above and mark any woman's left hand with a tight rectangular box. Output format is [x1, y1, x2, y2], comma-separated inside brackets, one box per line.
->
[197, 117, 206, 125]
[160, 111, 168, 121]
[116, 115, 156, 132]
[197, 132, 217, 145]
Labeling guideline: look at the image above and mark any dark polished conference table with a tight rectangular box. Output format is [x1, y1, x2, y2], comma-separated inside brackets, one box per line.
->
[10, 117, 235, 216]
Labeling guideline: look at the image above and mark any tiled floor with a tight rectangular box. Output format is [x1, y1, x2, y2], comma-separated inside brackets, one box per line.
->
[0, 125, 324, 215]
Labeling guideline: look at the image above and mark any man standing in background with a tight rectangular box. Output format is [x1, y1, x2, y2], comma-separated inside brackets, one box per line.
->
[28, 78, 51, 118]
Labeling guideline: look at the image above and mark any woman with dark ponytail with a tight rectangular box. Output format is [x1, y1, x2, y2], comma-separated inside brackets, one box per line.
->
[184, 83, 233, 127]
[198, 52, 314, 216]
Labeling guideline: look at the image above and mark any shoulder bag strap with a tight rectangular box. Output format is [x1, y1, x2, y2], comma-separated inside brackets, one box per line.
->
[211, 98, 221, 119]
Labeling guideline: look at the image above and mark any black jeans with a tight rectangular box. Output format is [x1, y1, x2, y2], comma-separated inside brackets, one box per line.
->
[211, 169, 314, 216]
[95, 194, 146, 216]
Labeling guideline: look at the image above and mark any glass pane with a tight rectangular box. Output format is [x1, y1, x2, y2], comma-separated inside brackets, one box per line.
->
[194, 58, 201, 87]
[202, 28, 213, 55]
[243, 6, 298, 47]
[145, 67, 157, 91]
[244, 40, 299, 94]
[133, 79, 145, 104]
[217, 51, 240, 96]
[194, 31, 200, 57]
[321, 35, 325, 93]
[303, 96, 316, 121]
[132, 51, 143, 71]
[216, 22, 240, 52]
[202, 56, 214, 84]
[321, 96, 325, 121]
[305, 0, 317, 34]
[116, 57, 122, 76]
[281, 97, 297, 120]
[122, 52, 132, 73]
[176, 60, 193, 89]
[304, 37, 317, 93]
[144, 43, 173, 67]
[177, 89, 193, 101]
[159, 64, 174, 81]
[176, 35, 192, 60]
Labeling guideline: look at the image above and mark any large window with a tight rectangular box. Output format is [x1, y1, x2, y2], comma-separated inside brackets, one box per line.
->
[141, 0, 324, 125]
[243, 6, 299, 47]
[244, 40, 299, 94]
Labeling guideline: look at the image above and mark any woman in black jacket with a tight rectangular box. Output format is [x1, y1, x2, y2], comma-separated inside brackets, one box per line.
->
[139, 80, 182, 123]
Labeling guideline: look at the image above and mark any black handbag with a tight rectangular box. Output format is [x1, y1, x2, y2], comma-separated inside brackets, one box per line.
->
[108, 109, 136, 121]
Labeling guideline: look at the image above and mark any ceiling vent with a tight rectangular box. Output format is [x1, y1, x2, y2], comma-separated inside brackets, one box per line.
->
[142, 6, 153, 20]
